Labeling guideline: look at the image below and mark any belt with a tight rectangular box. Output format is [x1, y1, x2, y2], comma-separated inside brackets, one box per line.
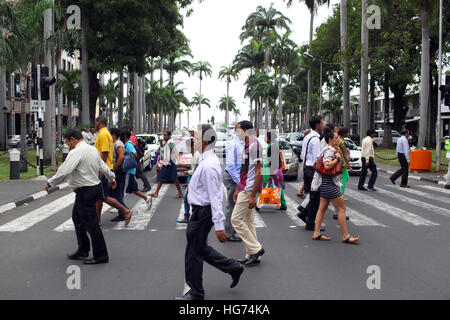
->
[74, 183, 101, 193]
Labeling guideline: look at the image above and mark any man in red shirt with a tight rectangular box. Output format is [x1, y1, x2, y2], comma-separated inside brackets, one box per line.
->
[122, 125, 151, 193]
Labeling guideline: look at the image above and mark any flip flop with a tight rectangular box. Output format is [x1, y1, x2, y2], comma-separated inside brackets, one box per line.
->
[297, 193, 305, 199]
[342, 236, 359, 244]
[124, 210, 133, 228]
[175, 194, 183, 199]
[313, 234, 331, 241]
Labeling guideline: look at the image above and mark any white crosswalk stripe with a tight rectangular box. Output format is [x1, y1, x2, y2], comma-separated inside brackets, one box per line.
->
[330, 206, 388, 227]
[345, 189, 438, 226]
[114, 184, 170, 231]
[415, 184, 450, 195]
[0, 193, 75, 232]
[176, 200, 187, 230]
[384, 185, 450, 206]
[376, 187, 450, 218]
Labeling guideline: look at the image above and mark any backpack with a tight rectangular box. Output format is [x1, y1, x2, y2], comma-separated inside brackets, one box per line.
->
[136, 137, 146, 160]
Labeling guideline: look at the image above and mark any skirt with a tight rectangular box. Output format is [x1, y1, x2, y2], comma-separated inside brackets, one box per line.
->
[320, 175, 342, 200]
[157, 162, 178, 182]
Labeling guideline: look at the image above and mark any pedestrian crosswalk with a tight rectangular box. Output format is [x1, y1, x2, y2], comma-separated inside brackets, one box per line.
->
[0, 182, 448, 233]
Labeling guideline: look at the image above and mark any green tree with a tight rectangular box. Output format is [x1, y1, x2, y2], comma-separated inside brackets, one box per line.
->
[56, 69, 82, 128]
[190, 93, 211, 122]
[218, 65, 239, 128]
[191, 61, 212, 123]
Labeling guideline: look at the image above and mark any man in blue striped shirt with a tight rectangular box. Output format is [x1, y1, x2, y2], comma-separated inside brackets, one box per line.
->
[223, 123, 244, 242]
[390, 129, 411, 187]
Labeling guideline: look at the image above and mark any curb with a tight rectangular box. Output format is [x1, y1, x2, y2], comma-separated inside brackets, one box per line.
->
[0, 182, 70, 215]
[378, 168, 445, 185]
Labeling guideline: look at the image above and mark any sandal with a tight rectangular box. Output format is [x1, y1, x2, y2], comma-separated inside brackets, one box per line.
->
[175, 194, 183, 199]
[313, 234, 331, 241]
[342, 235, 360, 244]
[297, 193, 305, 199]
[124, 210, 133, 228]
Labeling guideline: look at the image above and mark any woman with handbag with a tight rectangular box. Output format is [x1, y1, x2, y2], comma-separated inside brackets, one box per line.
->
[150, 131, 184, 199]
[311, 127, 359, 244]
[120, 129, 152, 211]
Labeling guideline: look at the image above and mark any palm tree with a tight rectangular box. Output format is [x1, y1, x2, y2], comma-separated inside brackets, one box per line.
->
[190, 93, 211, 123]
[191, 61, 212, 123]
[271, 30, 297, 133]
[100, 76, 118, 127]
[218, 65, 239, 128]
[240, 4, 291, 129]
[218, 96, 237, 115]
[0, 0, 57, 172]
[56, 69, 82, 128]
[340, 0, 350, 129]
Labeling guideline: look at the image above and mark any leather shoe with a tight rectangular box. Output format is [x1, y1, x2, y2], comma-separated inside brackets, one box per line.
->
[237, 257, 260, 264]
[83, 256, 109, 265]
[296, 212, 307, 224]
[230, 264, 244, 288]
[67, 250, 88, 260]
[389, 177, 396, 185]
[244, 248, 265, 267]
[227, 235, 242, 242]
[305, 223, 325, 232]
[358, 187, 368, 191]
[141, 186, 151, 193]
[174, 292, 203, 300]
[400, 185, 410, 188]
[445, 185, 450, 190]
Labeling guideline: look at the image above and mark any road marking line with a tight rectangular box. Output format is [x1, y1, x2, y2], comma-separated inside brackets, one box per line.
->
[176, 200, 187, 230]
[284, 194, 306, 227]
[0, 193, 75, 232]
[384, 185, 450, 206]
[415, 185, 450, 195]
[345, 189, 438, 226]
[114, 184, 170, 231]
[376, 187, 450, 218]
[54, 202, 111, 232]
[330, 207, 387, 227]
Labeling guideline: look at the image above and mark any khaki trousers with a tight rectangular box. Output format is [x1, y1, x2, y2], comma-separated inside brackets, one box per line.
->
[231, 190, 262, 257]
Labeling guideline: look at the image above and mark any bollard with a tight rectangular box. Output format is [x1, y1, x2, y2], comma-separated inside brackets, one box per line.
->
[9, 149, 20, 180]
[62, 143, 69, 162]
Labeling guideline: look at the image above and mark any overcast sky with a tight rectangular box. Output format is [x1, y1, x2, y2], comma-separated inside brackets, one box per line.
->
[168, 0, 340, 129]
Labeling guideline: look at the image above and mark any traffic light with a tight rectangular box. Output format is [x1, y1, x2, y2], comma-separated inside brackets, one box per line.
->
[439, 75, 450, 107]
[40, 66, 56, 101]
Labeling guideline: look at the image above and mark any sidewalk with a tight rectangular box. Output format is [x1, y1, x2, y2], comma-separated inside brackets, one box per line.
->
[0, 177, 69, 214]
[376, 162, 448, 185]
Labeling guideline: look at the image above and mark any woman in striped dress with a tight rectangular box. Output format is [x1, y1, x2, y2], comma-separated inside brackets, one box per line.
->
[311, 128, 360, 244]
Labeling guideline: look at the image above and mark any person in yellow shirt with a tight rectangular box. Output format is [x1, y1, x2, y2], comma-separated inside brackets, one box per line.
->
[94, 116, 132, 226]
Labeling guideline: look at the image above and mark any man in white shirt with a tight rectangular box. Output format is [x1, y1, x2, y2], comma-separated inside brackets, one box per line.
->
[390, 129, 411, 187]
[297, 116, 325, 231]
[81, 128, 91, 144]
[358, 129, 378, 191]
[175, 124, 244, 300]
[46, 129, 117, 265]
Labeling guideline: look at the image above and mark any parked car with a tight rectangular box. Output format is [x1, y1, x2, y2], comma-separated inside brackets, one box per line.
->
[344, 137, 362, 175]
[258, 137, 299, 180]
[373, 129, 401, 147]
[136, 134, 159, 170]
[173, 136, 193, 182]
[7, 134, 34, 148]
[285, 132, 304, 160]
[214, 132, 231, 158]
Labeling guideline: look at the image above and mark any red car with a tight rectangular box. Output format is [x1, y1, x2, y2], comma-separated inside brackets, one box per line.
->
[155, 137, 193, 182]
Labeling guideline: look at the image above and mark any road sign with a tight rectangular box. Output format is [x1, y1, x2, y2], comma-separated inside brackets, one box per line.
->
[30, 100, 45, 112]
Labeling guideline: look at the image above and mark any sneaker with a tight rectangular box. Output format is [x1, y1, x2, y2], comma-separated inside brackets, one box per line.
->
[110, 208, 119, 213]
[145, 197, 153, 210]
[141, 186, 151, 193]
[176, 219, 189, 224]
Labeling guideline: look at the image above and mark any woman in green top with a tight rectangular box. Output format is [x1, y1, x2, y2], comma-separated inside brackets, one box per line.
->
[337, 127, 353, 198]
[260, 131, 287, 210]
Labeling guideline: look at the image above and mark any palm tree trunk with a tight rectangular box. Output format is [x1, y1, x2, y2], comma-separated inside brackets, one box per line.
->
[249, 100, 253, 125]
[305, 7, 314, 129]
[360, 0, 369, 140]
[341, 0, 350, 129]
[133, 72, 139, 132]
[418, 0, 430, 148]
[199, 76, 202, 123]
[226, 79, 229, 127]
[278, 70, 283, 133]
[118, 69, 124, 128]
[19, 74, 27, 173]
[109, 102, 113, 127]
[68, 99, 73, 128]
[81, 13, 90, 125]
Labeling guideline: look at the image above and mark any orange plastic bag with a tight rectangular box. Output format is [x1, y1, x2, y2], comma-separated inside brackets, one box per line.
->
[257, 187, 281, 209]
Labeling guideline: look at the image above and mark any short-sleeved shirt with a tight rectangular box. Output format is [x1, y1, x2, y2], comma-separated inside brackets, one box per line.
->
[125, 141, 137, 175]
[338, 138, 349, 169]
[95, 127, 114, 169]
[238, 136, 263, 192]
[113, 140, 125, 165]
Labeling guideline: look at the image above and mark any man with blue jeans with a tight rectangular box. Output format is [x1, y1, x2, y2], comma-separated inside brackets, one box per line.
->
[223, 124, 244, 242]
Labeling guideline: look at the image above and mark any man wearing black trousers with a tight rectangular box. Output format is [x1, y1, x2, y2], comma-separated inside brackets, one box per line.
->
[175, 124, 244, 300]
[297, 116, 325, 231]
[390, 129, 411, 187]
[46, 129, 116, 264]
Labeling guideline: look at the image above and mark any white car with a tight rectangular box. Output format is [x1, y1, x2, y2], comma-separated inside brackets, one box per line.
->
[373, 130, 401, 147]
[257, 137, 299, 180]
[136, 134, 159, 170]
[344, 138, 362, 174]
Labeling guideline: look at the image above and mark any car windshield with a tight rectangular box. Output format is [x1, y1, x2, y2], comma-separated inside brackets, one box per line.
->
[277, 139, 290, 150]
[175, 138, 192, 154]
[344, 138, 359, 150]
[138, 135, 156, 145]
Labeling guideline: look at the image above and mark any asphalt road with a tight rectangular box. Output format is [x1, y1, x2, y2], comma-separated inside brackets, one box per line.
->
[0, 165, 449, 300]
